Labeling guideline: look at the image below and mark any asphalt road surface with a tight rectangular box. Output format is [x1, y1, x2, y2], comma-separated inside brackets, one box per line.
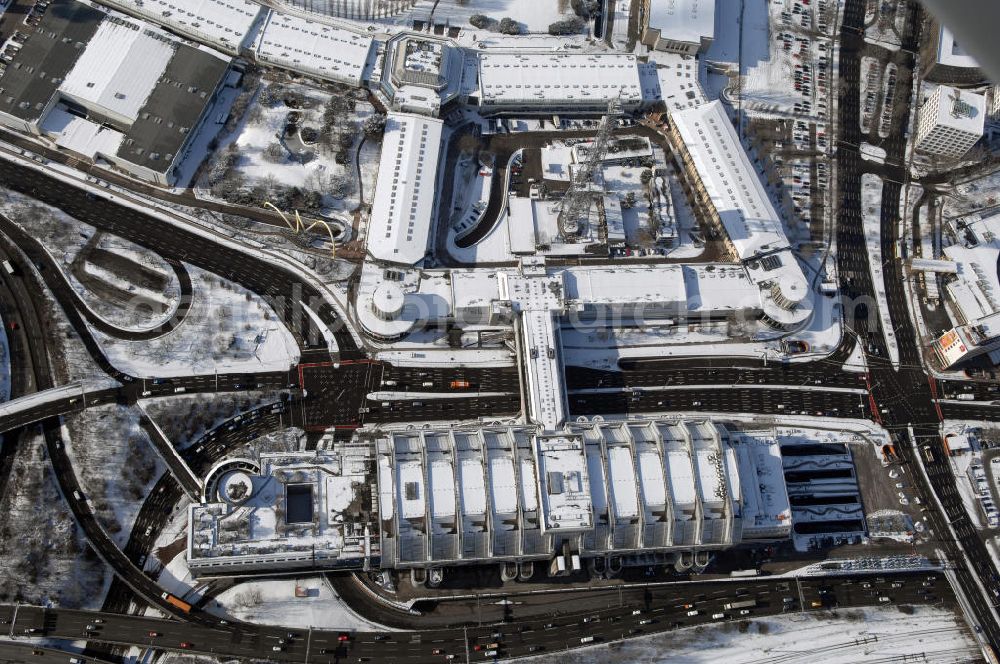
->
[0, 571, 953, 663]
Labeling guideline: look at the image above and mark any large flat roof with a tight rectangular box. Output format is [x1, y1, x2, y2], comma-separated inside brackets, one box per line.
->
[366, 113, 444, 265]
[254, 12, 373, 86]
[648, 0, 716, 45]
[561, 265, 687, 306]
[116, 43, 229, 174]
[100, 0, 262, 50]
[478, 52, 643, 105]
[671, 101, 788, 259]
[0, 0, 104, 122]
[60, 19, 174, 124]
[937, 26, 981, 69]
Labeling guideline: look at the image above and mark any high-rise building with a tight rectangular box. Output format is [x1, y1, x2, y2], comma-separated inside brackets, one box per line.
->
[915, 85, 986, 159]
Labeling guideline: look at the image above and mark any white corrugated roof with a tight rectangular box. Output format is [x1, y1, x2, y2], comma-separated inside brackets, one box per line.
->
[60, 20, 174, 123]
[367, 113, 443, 265]
[648, 0, 715, 45]
[255, 13, 373, 86]
[671, 101, 788, 259]
[478, 52, 643, 105]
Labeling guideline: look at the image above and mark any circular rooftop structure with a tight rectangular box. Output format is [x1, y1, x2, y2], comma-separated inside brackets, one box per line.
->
[220, 471, 255, 505]
[770, 273, 808, 311]
[372, 282, 406, 321]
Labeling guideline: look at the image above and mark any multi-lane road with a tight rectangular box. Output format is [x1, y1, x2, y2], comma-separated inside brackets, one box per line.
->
[0, 572, 954, 663]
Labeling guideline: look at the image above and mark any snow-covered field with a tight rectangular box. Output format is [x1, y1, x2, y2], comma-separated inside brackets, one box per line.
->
[62, 405, 165, 547]
[89, 264, 300, 378]
[208, 577, 391, 631]
[0, 429, 108, 607]
[532, 605, 978, 664]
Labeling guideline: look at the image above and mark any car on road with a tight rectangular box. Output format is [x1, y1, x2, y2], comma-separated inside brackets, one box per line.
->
[179, 642, 192, 649]
[686, 610, 699, 616]
[148, 631, 160, 637]
[432, 649, 444, 655]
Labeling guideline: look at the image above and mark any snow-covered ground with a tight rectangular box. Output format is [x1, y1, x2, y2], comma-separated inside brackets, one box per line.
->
[530, 605, 978, 664]
[89, 264, 300, 378]
[1, 188, 182, 331]
[865, 2, 903, 51]
[0, 429, 108, 608]
[62, 405, 165, 547]
[207, 577, 391, 631]
[940, 168, 1000, 219]
[201, 80, 375, 217]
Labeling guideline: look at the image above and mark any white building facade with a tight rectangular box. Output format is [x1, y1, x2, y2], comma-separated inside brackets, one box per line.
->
[915, 85, 985, 159]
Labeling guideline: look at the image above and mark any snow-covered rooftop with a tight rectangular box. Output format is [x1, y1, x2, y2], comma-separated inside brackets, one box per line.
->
[59, 20, 174, 124]
[943, 212, 1000, 324]
[937, 26, 981, 69]
[366, 113, 443, 265]
[188, 448, 380, 574]
[478, 52, 643, 106]
[254, 12, 374, 86]
[500, 269, 567, 431]
[670, 101, 788, 259]
[535, 435, 593, 533]
[40, 107, 124, 159]
[647, 0, 715, 46]
[924, 85, 986, 136]
[99, 0, 263, 50]
[732, 434, 792, 535]
[562, 265, 687, 306]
